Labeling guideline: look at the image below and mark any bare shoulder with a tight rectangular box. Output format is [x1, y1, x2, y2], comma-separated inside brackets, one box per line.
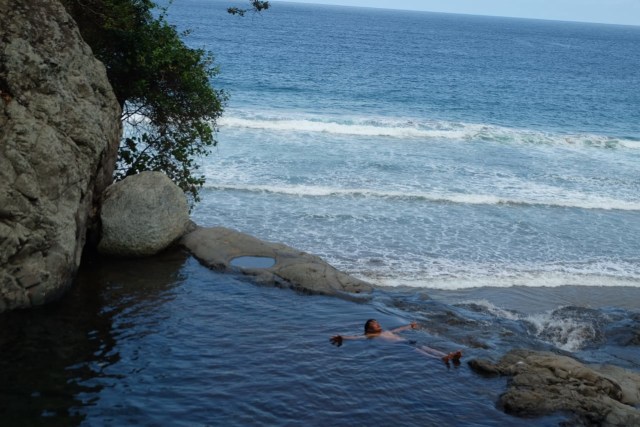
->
[379, 331, 404, 342]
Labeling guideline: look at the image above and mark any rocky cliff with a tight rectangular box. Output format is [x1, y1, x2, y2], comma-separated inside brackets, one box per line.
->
[0, 0, 121, 312]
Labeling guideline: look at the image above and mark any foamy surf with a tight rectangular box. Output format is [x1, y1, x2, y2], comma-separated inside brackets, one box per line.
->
[372, 273, 640, 291]
[349, 259, 640, 291]
[204, 183, 640, 211]
[219, 113, 639, 150]
[457, 300, 608, 352]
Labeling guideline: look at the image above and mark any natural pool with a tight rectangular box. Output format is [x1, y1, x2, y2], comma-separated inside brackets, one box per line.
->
[230, 256, 276, 269]
[1, 249, 636, 426]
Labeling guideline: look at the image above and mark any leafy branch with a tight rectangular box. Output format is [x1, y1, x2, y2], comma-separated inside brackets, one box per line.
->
[228, 0, 270, 16]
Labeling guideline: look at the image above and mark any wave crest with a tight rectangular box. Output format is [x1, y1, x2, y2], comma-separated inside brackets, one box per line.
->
[220, 113, 640, 149]
[205, 183, 640, 211]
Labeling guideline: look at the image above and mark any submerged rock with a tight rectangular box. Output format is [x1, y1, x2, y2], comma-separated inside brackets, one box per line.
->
[0, 0, 121, 312]
[469, 349, 640, 426]
[98, 172, 190, 257]
[180, 226, 373, 299]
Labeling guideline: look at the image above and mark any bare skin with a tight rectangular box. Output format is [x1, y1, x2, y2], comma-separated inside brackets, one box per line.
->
[330, 320, 462, 364]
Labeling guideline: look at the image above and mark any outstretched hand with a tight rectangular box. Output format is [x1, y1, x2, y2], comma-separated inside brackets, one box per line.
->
[330, 335, 343, 347]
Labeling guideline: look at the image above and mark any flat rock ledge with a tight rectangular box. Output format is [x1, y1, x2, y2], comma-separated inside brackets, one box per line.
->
[180, 226, 373, 300]
[469, 349, 640, 426]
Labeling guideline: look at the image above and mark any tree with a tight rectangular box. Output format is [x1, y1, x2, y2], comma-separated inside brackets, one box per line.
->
[61, 0, 267, 205]
[228, 0, 270, 16]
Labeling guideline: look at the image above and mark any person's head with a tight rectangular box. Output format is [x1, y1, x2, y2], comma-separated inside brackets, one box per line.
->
[364, 319, 382, 334]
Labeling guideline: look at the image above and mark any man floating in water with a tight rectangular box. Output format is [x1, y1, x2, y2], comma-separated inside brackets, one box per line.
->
[330, 319, 463, 364]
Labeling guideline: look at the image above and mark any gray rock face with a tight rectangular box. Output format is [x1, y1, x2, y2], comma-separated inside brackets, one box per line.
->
[0, 0, 121, 312]
[98, 172, 190, 257]
[181, 226, 373, 299]
[469, 349, 640, 426]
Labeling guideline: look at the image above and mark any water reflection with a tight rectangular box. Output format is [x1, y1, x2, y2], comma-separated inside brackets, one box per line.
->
[1, 246, 637, 426]
[0, 248, 189, 425]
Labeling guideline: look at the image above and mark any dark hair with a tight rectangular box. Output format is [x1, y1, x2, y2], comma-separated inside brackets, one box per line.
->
[364, 319, 378, 334]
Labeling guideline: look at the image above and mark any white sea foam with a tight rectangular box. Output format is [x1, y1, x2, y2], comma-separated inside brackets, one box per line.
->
[458, 300, 603, 351]
[219, 113, 639, 150]
[354, 257, 640, 291]
[372, 273, 640, 291]
[619, 139, 640, 150]
[221, 116, 447, 138]
[204, 183, 640, 211]
[455, 299, 613, 351]
[523, 312, 605, 352]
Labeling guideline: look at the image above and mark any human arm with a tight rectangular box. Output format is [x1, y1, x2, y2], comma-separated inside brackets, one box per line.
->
[330, 334, 364, 347]
[389, 321, 418, 333]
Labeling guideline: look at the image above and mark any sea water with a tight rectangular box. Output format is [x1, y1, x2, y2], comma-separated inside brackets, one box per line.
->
[172, 1, 640, 293]
[0, 252, 569, 426]
[2, 2, 640, 425]
[174, 0, 640, 368]
[178, 0, 640, 363]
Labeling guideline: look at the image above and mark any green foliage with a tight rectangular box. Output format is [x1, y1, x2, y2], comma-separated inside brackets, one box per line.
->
[61, 0, 238, 205]
[112, 9, 226, 205]
[228, 0, 270, 16]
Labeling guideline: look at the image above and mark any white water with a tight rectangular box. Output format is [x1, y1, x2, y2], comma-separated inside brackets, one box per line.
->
[204, 182, 640, 211]
[220, 112, 640, 149]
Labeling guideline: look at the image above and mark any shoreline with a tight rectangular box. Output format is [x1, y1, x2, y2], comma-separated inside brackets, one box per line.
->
[180, 223, 640, 315]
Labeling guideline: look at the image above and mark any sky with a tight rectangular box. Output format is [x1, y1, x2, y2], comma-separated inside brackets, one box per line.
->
[276, 0, 640, 26]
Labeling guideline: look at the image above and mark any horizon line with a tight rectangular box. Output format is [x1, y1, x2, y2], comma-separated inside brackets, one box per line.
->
[272, 0, 640, 28]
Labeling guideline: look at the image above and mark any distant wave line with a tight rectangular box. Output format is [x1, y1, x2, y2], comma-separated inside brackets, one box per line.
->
[219, 116, 640, 149]
[204, 183, 640, 211]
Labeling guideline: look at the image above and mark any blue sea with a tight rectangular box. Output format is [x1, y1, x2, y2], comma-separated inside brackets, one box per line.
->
[182, 1, 640, 292]
[2, 1, 639, 426]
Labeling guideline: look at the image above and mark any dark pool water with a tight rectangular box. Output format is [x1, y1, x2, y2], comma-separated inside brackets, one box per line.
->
[1, 249, 636, 426]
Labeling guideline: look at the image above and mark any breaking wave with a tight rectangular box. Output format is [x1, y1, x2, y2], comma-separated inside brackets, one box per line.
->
[458, 300, 609, 352]
[220, 113, 640, 150]
[204, 183, 640, 211]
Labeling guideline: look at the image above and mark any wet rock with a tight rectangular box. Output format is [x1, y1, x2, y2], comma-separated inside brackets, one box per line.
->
[0, 0, 121, 312]
[180, 226, 373, 299]
[607, 314, 640, 347]
[468, 358, 502, 377]
[98, 172, 190, 257]
[469, 349, 640, 426]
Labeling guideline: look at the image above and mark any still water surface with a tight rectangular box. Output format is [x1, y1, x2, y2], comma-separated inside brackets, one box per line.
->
[1, 250, 582, 426]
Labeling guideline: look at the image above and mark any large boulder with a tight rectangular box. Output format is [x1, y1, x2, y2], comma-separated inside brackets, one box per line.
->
[0, 0, 121, 312]
[469, 349, 640, 426]
[98, 172, 190, 257]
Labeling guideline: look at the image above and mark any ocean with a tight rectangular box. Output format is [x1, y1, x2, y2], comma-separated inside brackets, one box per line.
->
[182, 1, 640, 293]
[1, 1, 639, 425]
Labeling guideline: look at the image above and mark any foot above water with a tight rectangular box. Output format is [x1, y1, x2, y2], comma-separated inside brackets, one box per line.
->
[442, 351, 463, 363]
